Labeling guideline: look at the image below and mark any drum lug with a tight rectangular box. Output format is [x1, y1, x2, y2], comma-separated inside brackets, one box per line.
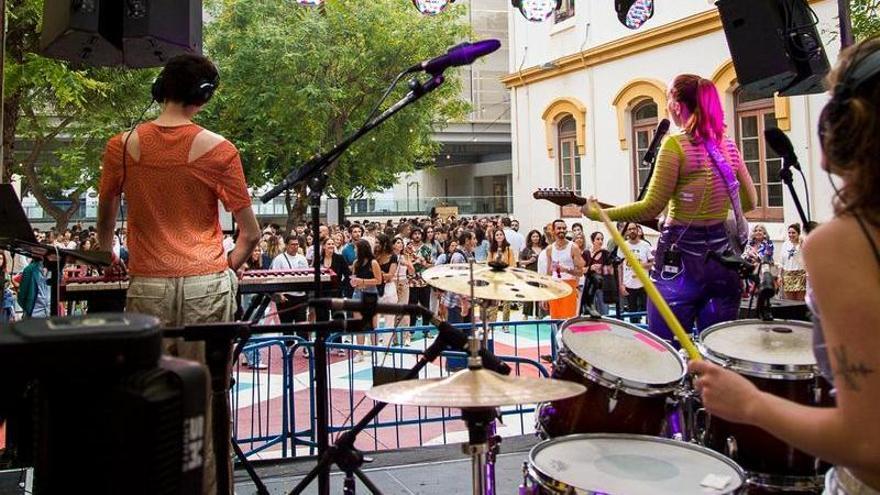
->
[608, 379, 623, 414]
[725, 436, 738, 460]
[695, 408, 709, 445]
[812, 381, 823, 404]
[518, 461, 532, 495]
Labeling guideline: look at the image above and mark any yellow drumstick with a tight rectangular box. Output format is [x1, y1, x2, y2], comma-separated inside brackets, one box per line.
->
[590, 200, 701, 361]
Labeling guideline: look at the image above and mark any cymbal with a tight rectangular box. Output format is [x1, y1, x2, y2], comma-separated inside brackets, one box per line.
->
[367, 368, 585, 408]
[421, 263, 573, 302]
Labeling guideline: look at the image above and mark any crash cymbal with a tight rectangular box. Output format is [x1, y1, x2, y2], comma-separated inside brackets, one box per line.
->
[366, 368, 585, 408]
[421, 263, 573, 302]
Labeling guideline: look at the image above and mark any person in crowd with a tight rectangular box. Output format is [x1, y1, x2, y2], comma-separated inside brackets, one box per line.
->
[585, 73, 757, 342]
[583, 231, 611, 316]
[271, 236, 310, 341]
[473, 224, 490, 262]
[571, 222, 583, 239]
[780, 223, 807, 301]
[425, 226, 442, 259]
[342, 224, 363, 267]
[619, 224, 653, 322]
[1, 253, 17, 323]
[691, 37, 880, 494]
[406, 226, 433, 326]
[305, 224, 330, 264]
[240, 245, 268, 369]
[96, 53, 261, 494]
[487, 228, 515, 330]
[542, 220, 585, 319]
[351, 239, 382, 361]
[375, 234, 399, 331]
[502, 217, 525, 255]
[363, 222, 379, 250]
[519, 229, 547, 320]
[511, 219, 520, 232]
[392, 237, 414, 343]
[316, 236, 351, 355]
[747, 223, 774, 262]
[444, 231, 476, 324]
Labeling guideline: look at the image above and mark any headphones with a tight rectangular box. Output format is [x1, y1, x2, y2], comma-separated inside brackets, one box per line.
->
[819, 47, 880, 152]
[150, 69, 220, 106]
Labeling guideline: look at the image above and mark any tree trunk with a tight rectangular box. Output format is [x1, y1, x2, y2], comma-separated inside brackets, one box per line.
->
[2, 90, 22, 183]
[284, 183, 308, 235]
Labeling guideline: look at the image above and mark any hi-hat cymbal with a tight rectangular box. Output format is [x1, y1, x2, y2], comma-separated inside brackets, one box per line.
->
[421, 263, 573, 302]
[367, 368, 585, 408]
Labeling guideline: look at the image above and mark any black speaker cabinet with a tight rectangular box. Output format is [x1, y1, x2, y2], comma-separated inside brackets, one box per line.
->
[716, 0, 829, 98]
[39, 0, 123, 67]
[123, 0, 203, 68]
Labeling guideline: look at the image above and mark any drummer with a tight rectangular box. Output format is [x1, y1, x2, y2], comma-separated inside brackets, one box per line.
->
[584, 74, 757, 342]
[691, 38, 880, 494]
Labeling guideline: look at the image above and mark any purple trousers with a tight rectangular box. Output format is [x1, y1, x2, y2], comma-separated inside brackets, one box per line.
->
[648, 223, 742, 344]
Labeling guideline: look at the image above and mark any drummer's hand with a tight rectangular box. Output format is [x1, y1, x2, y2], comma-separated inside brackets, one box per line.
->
[689, 360, 763, 425]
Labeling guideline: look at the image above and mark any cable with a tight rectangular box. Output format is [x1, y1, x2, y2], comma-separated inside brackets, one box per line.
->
[797, 167, 812, 223]
[361, 69, 409, 128]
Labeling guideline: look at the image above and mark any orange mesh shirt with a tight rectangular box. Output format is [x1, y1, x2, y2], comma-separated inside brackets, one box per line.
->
[99, 122, 252, 277]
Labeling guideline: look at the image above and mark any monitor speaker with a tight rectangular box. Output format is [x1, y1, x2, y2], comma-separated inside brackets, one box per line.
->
[39, 0, 123, 67]
[123, 0, 203, 68]
[716, 0, 830, 98]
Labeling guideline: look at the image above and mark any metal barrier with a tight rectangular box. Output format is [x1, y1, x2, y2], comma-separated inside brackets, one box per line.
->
[229, 320, 559, 460]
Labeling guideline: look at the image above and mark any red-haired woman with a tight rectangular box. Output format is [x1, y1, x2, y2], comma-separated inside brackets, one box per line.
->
[586, 74, 757, 342]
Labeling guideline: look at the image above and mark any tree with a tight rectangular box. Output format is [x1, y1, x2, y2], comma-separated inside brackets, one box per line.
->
[201, 0, 470, 229]
[4, 0, 156, 230]
[851, 0, 880, 39]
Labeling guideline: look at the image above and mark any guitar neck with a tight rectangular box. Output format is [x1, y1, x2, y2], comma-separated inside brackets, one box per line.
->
[532, 189, 659, 232]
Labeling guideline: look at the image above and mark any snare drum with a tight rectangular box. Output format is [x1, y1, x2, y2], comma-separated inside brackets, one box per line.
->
[524, 433, 746, 494]
[697, 320, 834, 492]
[537, 318, 686, 438]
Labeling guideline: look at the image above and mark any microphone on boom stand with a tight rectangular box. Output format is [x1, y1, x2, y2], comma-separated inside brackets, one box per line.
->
[764, 127, 813, 233]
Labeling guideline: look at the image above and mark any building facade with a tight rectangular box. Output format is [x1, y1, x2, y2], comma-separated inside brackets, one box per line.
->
[503, 0, 839, 243]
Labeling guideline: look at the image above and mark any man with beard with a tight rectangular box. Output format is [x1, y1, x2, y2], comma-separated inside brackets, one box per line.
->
[406, 226, 434, 325]
[543, 219, 585, 319]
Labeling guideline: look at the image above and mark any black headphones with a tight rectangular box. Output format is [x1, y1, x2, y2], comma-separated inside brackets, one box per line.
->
[151, 69, 220, 106]
[819, 47, 880, 151]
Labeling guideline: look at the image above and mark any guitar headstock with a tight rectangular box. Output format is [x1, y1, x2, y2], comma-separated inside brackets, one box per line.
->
[532, 188, 587, 207]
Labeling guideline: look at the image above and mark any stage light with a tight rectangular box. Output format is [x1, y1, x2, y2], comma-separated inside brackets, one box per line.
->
[512, 0, 562, 22]
[412, 0, 452, 15]
[616, 0, 655, 29]
[296, 0, 323, 6]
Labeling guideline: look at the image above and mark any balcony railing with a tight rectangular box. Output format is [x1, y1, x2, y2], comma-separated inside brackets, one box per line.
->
[24, 195, 513, 225]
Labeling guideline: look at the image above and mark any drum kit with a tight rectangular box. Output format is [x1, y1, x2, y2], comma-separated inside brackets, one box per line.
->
[367, 262, 832, 495]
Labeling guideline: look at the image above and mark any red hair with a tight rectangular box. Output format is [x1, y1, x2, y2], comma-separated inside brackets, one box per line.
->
[671, 74, 726, 143]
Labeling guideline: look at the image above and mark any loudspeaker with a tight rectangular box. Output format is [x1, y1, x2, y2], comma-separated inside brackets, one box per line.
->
[39, 0, 123, 67]
[716, 0, 830, 98]
[123, 0, 203, 68]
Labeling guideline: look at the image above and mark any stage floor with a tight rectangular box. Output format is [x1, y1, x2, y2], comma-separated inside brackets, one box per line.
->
[234, 434, 541, 494]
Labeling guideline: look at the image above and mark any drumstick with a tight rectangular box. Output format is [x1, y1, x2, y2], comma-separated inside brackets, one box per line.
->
[589, 200, 701, 361]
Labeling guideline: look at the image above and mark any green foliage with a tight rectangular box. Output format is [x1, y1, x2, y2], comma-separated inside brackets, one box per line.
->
[200, 0, 471, 201]
[851, 0, 880, 40]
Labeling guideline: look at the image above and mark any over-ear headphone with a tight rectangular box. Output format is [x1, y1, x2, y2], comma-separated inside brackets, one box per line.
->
[819, 47, 880, 152]
[151, 69, 220, 106]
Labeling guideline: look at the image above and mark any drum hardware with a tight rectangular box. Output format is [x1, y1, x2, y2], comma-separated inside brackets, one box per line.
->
[726, 436, 739, 460]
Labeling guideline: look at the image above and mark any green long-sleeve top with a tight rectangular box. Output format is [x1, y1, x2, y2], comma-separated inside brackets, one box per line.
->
[587, 134, 757, 224]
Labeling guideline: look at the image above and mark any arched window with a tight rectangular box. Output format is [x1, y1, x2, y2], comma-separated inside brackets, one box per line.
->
[735, 89, 783, 221]
[630, 100, 659, 199]
[558, 116, 581, 198]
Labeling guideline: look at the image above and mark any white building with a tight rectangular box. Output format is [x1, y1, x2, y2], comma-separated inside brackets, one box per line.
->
[503, 0, 840, 243]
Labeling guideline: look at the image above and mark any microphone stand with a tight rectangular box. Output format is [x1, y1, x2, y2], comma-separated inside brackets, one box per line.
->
[779, 162, 812, 234]
[260, 72, 447, 495]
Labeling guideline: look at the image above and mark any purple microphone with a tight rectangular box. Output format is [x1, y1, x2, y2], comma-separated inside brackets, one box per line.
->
[409, 39, 502, 75]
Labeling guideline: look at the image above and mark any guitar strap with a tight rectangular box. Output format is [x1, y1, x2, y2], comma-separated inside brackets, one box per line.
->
[704, 139, 749, 255]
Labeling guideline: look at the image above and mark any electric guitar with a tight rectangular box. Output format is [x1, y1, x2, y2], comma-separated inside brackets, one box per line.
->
[532, 188, 660, 231]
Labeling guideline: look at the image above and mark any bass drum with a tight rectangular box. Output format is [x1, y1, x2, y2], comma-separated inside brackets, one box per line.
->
[538, 317, 686, 438]
[697, 320, 834, 493]
[524, 433, 746, 494]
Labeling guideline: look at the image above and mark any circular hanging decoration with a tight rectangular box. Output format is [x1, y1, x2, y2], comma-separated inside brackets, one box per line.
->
[517, 0, 559, 22]
[412, 0, 451, 15]
[617, 0, 655, 30]
[295, 0, 324, 6]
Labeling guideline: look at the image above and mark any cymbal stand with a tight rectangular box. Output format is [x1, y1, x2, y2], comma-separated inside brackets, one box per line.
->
[462, 408, 498, 495]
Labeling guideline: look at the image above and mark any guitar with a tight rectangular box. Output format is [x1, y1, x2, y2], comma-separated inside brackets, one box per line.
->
[532, 188, 660, 231]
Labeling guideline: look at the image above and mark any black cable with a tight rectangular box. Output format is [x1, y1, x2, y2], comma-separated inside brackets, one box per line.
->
[797, 167, 812, 223]
[361, 69, 409, 128]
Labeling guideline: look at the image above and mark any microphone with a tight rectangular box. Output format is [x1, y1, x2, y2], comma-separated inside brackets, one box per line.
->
[764, 127, 802, 171]
[641, 119, 671, 169]
[407, 39, 501, 75]
[758, 257, 777, 300]
[635, 119, 670, 201]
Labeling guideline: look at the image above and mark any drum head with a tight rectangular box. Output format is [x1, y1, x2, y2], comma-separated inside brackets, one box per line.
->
[560, 318, 684, 386]
[699, 320, 815, 374]
[529, 434, 745, 494]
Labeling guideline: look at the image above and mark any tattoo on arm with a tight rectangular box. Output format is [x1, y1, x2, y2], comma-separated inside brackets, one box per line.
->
[832, 346, 875, 391]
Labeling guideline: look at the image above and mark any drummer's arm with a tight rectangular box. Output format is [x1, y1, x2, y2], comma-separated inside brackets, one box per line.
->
[749, 221, 880, 473]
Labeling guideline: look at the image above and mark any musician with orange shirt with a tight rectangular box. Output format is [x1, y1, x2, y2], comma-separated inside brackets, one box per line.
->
[97, 53, 260, 495]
